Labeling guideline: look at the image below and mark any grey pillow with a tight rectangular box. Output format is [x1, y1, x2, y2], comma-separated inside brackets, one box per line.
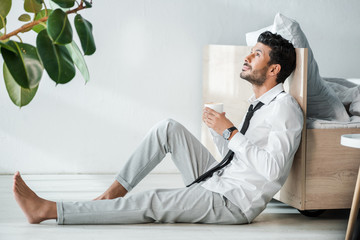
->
[325, 78, 360, 117]
[246, 13, 350, 122]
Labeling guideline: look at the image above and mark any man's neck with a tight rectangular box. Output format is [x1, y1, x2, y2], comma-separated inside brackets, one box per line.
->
[252, 79, 278, 99]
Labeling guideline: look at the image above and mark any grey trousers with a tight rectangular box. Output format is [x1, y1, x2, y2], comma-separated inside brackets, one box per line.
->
[56, 119, 247, 225]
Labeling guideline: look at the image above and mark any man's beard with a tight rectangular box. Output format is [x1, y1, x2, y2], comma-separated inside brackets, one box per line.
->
[240, 65, 268, 86]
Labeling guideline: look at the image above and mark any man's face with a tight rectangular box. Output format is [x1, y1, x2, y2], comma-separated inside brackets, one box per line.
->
[240, 42, 272, 86]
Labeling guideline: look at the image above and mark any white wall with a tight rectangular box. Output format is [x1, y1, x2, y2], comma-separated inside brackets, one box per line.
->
[1, 0, 359, 174]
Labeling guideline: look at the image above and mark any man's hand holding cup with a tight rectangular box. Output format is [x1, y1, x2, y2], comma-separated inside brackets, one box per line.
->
[203, 103, 236, 136]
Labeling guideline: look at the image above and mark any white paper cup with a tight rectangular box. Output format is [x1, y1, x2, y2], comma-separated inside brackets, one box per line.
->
[204, 102, 224, 113]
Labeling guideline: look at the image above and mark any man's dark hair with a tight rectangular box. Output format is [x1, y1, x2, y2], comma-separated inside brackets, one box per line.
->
[257, 31, 296, 83]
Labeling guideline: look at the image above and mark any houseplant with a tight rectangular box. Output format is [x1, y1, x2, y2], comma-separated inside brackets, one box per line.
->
[0, 0, 95, 107]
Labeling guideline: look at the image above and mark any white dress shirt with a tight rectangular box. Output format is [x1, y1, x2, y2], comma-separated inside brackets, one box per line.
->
[201, 83, 303, 223]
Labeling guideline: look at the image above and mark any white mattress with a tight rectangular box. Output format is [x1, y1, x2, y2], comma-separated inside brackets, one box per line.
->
[307, 116, 360, 129]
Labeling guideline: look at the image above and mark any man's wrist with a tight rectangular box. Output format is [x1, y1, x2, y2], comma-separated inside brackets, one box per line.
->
[222, 126, 238, 140]
[228, 129, 239, 141]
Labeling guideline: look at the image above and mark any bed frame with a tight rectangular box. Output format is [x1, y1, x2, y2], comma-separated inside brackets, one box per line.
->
[202, 45, 360, 211]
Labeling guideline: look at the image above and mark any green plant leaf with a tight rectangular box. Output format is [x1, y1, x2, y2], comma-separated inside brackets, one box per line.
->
[65, 41, 90, 83]
[74, 14, 95, 55]
[84, 0, 92, 8]
[0, 17, 7, 30]
[49, 0, 69, 12]
[0, 0, 12, 19]
[47, 9, 72, 44]
[32, 9, 53, 33]
[34, 0, 43, 4]
[1, 41, 43, 89]
[3, 63, 39, 107]
[36, 29, 75, 84]
[21, 27, 32, 33]
[24, 0, 42, 13]
[18, 13, 31, 22]
[51, 0, 75, 8]
[0, 40, 16, 53]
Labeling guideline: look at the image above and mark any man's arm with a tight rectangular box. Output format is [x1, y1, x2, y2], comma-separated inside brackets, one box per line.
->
[204, 99, 303, 182]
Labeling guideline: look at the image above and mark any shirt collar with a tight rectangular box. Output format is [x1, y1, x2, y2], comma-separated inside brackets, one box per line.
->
[248, 83, 285, 106]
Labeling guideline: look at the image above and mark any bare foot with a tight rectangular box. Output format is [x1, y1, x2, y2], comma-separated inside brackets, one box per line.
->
[13, 171, 57, 224]
[93, 180, 128, 200]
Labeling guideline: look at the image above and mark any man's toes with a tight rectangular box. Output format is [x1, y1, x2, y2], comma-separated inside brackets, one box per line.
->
[15, 175, 26, 187]
[14, 173, 22, 184]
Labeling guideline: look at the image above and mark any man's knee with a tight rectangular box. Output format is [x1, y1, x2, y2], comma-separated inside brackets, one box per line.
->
[158, 118, 180, 129]
[154, 118, 185, 137]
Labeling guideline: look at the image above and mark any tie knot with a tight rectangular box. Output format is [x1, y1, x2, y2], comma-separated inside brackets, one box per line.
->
[248, 105, 254, 112]
[248, 102, 264, 113]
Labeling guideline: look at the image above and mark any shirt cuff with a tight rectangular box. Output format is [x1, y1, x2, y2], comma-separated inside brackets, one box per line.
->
[228, 132, 247, 151]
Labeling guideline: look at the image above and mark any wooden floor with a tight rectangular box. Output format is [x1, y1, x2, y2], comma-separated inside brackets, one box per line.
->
[0, 173, 348, 240]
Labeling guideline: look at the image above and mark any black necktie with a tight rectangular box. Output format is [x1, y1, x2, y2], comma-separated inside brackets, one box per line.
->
[186, 101, 264, 187]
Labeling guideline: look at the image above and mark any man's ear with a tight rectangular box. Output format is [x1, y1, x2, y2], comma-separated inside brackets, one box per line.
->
[269, 64, 281, 77]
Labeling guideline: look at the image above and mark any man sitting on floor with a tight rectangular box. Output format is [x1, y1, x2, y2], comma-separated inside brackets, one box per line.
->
[13, 31, 303, 225]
